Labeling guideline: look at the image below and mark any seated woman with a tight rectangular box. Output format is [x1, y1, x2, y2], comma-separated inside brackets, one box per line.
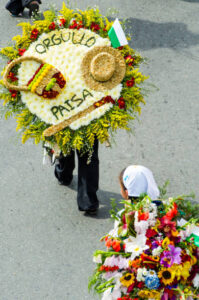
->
[6, 0, 41, 17]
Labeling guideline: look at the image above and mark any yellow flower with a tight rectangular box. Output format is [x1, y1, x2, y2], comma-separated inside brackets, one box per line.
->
[181, 261, 191, 280]
[138, 290, 150, 298]
[171, 230, 179, 237]
[162, 237, 172, 248]
[171, 264, 182, 280]
[138, 290, 161, 299]
[190, 256, 197, 265]
[152, 219, 161, 231]
[158, 267, 175, 285]
[148, 290, 161, 299]
[120, 273, 135, 287]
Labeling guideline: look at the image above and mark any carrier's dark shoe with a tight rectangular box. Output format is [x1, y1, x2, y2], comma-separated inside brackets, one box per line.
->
[84, 208, 98, 216]
[10, 12, 22, 17]
[57, 179, 72, 186]
[28, 1, 39, 17]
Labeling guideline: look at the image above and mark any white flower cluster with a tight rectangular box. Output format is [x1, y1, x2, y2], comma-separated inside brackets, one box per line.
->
[134, 203, 157, 235]
[18, 28, 122, 129]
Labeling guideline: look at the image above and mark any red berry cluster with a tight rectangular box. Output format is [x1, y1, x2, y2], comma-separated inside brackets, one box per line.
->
[49, 22, 56, 30]
[42, 90, 59, 99]
[8, 72, 18, 82]
[94, 95, 115, 108]
[118, 97, 125, 109]
[53, 72, 66, 89]
[30, 28, 39, 40]
[126, 78, 135, 87]
[90, 22, 100, 31]
[124, 55, 134, 66]
[69, 20, 84, 30]
[9, 89, 18, 98]
[59, 18, 66, 26]
[18, 48, 26, 56]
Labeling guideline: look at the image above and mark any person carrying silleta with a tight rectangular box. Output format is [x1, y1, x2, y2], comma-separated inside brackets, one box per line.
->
[6, 0, 41, 17]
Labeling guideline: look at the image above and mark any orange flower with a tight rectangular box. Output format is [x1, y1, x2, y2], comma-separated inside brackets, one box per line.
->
[112, 240, 121, 252]
[138, 210, 149, 221]
[129, 258, 141, 269]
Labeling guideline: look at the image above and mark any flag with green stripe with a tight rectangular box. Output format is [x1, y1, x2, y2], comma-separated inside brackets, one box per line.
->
[108, 18, 128, 48]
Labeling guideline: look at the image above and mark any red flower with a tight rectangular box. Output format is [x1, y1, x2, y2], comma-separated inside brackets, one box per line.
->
[117, 296, 133, 300]
[9, 89, 17, 98]
[69, 20, 83, 30]
[146, 228, 158, 238]
[112, 240, 121, 252]
[118, 97, 125, 109]
[159, 216, 176, 237]
[125, 55, 134, 66]
[136, 281, 144, 289]
[165, 203, 178, 220]
[138, 211, 149, 221]
[69, 20, 77, 29]
[104, 95, 115, 104]
[99, 265, 119, 272]
[49, 22, 56, 30]
[117, 46, 123, 50]
[59, 18, 66, 26]
[7, 72, 18, 82]
[127, 282, 135, 293]
[105, 238, 112, 248]
[76, 20, 84, 29]
[30, 28, 39, 40]
[90, 22, 100, 31]
[126, 78, 135, 87]
[18, 48, 26, 56]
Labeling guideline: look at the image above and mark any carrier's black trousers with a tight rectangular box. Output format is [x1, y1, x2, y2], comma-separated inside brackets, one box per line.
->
[6, 0, 41, 15]
[54, 138, 99, 211]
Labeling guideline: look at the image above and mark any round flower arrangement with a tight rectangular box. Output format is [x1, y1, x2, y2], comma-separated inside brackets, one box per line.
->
[0, 3, 147, 155]
[89, 196, 199, 299]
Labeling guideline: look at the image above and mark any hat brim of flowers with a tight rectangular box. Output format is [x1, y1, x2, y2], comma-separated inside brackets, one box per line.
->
[81, 46, 126, 91]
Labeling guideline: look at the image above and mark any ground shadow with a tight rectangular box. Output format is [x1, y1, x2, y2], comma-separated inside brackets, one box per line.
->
[67, 175, 123, 219]
[180, 0, 199, 2]
[126, 17, 199, 51]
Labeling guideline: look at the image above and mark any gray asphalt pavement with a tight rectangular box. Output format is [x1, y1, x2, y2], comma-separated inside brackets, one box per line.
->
[0, 0, 199, 299]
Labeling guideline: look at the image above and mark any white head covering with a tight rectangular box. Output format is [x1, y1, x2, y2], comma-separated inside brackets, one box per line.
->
[122, 165, 160, 200]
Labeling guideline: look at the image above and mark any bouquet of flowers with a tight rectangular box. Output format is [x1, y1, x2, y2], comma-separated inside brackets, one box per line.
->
[89, 196, 199, 300]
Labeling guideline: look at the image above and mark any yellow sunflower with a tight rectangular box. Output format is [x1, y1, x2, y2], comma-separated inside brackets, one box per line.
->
[158, 267, 175, 285]
[148, 290, 161, 299]
[138, 290, 150, 298]
[120, 273, 135, 287]
[138, 290, 161, 299]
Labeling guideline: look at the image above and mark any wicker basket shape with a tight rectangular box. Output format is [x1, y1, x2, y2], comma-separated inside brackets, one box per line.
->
[3, 56, 66, 100]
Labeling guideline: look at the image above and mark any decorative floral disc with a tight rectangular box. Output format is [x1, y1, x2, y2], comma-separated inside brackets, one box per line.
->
[0, 4, 147, 154]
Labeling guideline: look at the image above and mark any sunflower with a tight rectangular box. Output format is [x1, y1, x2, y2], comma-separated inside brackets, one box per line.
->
[120, 273, 135, 287]
[158, 267, 175, 285]
[138, 289, 161, 299]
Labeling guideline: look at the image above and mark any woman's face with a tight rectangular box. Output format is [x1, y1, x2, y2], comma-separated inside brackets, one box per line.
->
[119, 181, 128, 200]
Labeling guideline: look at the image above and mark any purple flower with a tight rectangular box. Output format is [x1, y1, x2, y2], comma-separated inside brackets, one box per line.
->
[151, 241, 159, 250]
[160, 244, 181, 267]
